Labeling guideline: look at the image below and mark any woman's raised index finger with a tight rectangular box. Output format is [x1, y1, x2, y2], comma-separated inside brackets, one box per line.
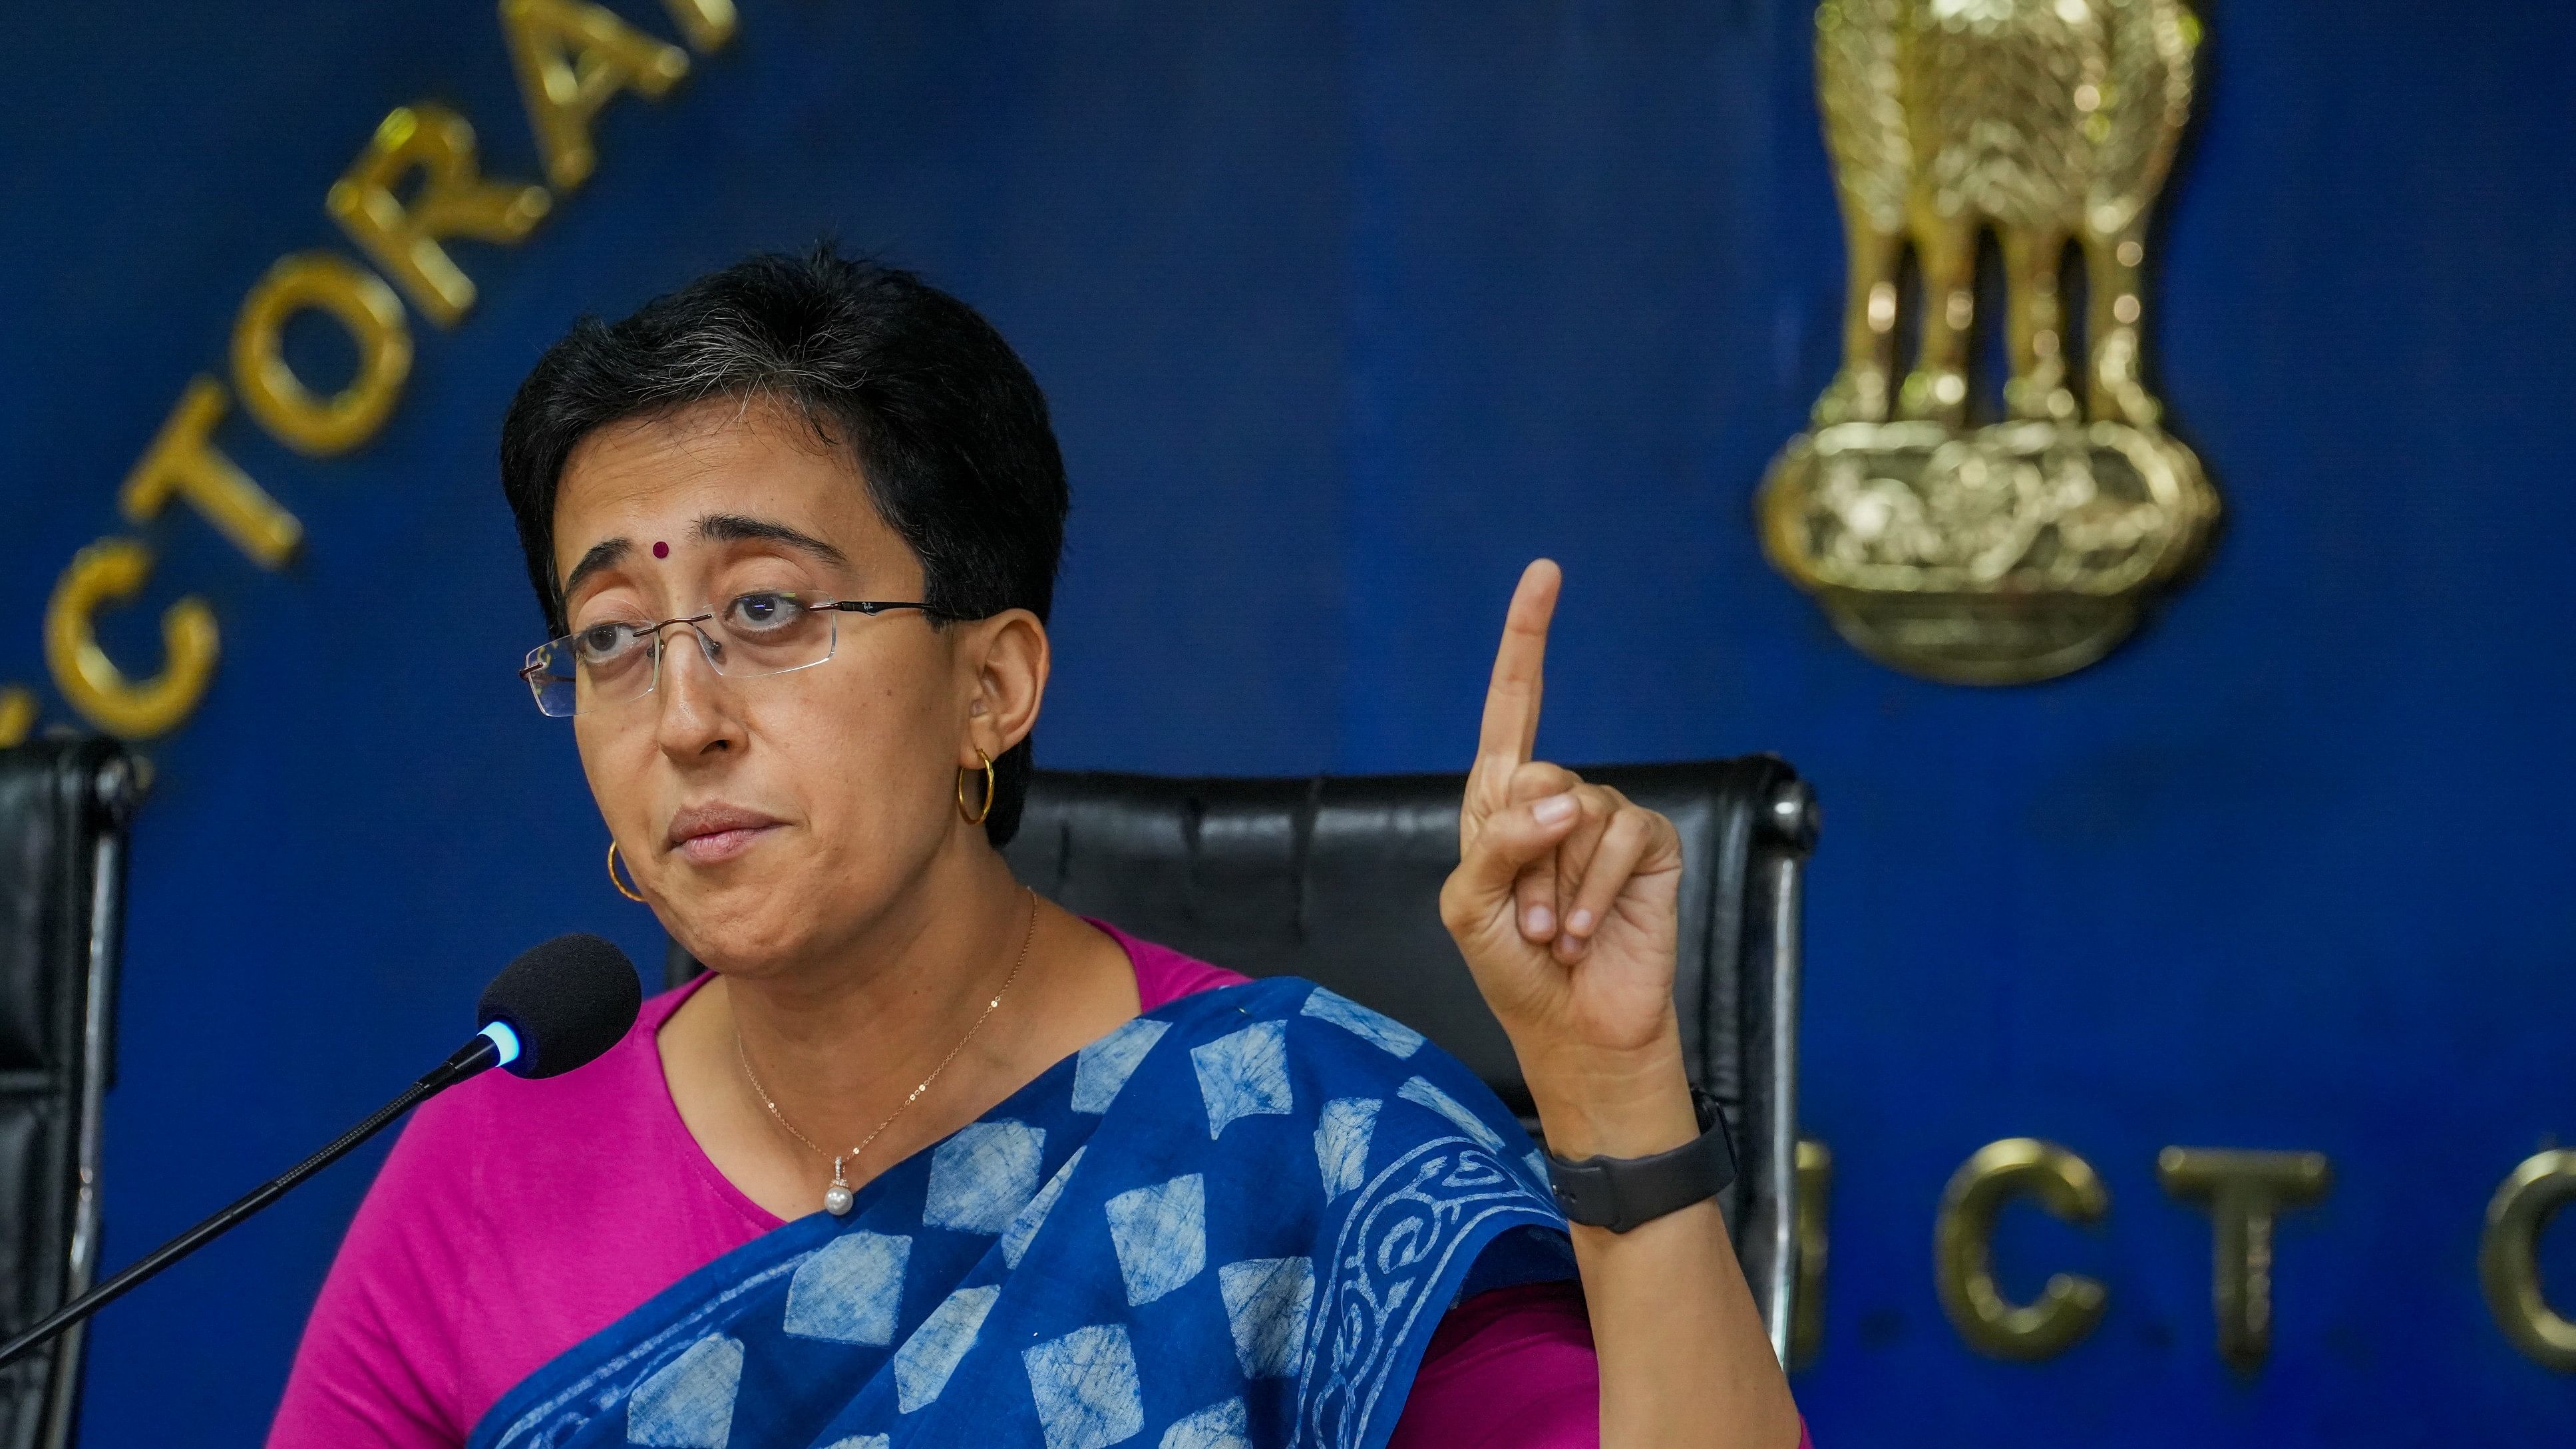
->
[1476, 559, 1561, 770]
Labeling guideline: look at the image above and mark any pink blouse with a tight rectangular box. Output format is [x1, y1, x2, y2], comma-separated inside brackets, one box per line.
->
[271, 926, 1632, 1447]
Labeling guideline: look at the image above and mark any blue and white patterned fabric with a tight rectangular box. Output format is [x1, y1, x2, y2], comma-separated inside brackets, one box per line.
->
[467, 976, 1574, 1449]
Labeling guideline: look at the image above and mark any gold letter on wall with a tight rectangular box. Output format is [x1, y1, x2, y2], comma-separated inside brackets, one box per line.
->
[1934, 1138, 2110, 1360]
[45, 540, 220, 739]
[231, 252, 414, 457]
[0, 687, 33, 748]
[500, 0, 691, 190]
[659, 0, 735, 51]
[1791, 1138, 1833, 1369]
[119, 378, 303, 567]
[2157, 1147, 2332, 1370]
[329, 104, 552, 327]
[2481, 1149, 2576, 1371]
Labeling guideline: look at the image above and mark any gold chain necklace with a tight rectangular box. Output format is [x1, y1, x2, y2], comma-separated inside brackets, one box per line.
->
[733, 886, 1038, 1216]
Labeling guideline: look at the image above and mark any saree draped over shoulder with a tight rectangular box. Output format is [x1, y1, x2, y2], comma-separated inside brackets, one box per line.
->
[468, 976, 1578, 1449]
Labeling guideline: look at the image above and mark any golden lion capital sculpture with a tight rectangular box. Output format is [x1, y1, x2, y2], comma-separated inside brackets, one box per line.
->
[1761, 0, 2219, 684]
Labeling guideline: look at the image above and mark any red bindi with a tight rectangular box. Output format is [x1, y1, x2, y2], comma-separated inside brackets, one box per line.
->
[651, 541, 669, 559]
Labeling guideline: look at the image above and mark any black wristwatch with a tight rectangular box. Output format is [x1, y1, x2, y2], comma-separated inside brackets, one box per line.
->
[1545, 1087, 1737, 1233]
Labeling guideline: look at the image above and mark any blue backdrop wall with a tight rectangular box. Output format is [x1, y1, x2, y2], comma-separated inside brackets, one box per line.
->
[3, 1, 2571, 1443]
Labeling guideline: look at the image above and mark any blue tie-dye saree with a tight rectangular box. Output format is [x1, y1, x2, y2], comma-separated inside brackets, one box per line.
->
[466, 975, 1576, 1449]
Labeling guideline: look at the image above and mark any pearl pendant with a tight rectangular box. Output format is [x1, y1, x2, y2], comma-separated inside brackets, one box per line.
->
[823, 1182, 854, 1216]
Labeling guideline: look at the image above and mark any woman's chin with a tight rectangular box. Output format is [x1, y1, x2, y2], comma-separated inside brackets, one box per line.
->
[677, 927, 802, 978]
[663, 893, 820, 976]
[659, 850, 917, 978]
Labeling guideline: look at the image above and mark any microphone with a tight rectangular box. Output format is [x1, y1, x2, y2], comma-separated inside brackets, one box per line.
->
[475, 932, 645, 1080]
[0, 934, 642, 1370]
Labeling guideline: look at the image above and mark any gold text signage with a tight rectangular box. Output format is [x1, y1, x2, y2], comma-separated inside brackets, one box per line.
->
[1, 0, 741, 748]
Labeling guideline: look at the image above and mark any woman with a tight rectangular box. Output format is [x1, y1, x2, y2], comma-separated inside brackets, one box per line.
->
[272, 251, 1805, 1449]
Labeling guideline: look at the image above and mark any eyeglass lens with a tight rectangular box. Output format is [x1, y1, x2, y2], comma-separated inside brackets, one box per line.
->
[525, 592, 840, 718]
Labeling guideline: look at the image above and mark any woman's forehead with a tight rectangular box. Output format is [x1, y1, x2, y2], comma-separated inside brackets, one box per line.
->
[552, 399, 901, 573]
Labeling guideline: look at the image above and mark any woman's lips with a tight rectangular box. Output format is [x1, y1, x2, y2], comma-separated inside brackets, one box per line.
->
[665, 803, 785, 865]
[673, 823, 779, 865]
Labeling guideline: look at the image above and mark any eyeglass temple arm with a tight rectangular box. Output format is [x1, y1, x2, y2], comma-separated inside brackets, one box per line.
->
[823, 601, 946, 617]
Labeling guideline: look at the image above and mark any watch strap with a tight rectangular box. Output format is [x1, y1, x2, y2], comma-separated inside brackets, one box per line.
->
[1545, 1088, 1738, 1233]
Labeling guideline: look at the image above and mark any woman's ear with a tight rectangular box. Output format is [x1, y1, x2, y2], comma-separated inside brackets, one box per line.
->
[960, 609, 1049, 765]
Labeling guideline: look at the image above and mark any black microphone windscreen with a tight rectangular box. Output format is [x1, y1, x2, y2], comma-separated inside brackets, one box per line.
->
[477, 934, 643, 1079]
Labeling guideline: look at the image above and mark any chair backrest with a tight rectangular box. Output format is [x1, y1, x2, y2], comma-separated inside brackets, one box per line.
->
[0, 739, 136, 1449]
[1003, 756, 1818, 1358]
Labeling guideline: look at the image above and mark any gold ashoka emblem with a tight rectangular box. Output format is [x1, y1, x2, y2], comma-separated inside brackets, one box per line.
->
[1759, 0, 2219, 684]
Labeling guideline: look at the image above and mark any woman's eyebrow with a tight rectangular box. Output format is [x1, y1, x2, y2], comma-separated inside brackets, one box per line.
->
[560, 538, 632, 598]
[695, 513, 850, 566]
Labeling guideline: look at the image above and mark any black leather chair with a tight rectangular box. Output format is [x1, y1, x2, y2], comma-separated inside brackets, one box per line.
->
[0, 739, 138, 1449]
[1003, 757, 1819, 1359]
[667, 756, 1819, 1358]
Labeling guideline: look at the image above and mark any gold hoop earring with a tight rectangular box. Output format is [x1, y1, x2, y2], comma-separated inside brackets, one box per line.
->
[956, 747, 996, 826]
[607, 841, 647, 903]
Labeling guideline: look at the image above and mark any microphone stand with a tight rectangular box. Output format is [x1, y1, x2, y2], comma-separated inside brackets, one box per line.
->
[0, 1032, 505, 1370]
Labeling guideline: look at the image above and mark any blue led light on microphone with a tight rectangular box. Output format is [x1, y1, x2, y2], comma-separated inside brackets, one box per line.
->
[479, 1020, 522, 1070]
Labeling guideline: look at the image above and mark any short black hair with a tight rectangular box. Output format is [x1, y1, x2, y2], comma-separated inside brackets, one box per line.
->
[499, 247, 1065, 847]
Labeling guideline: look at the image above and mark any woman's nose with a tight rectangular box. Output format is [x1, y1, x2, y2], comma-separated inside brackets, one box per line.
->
[651, 622, 738, 724]
[672, 621, 727, 672]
